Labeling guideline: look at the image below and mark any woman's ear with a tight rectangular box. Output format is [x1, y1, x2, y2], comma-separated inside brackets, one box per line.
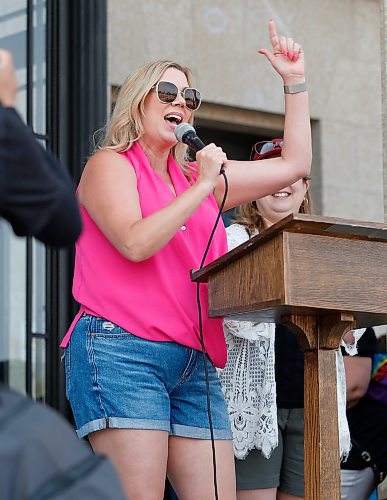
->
[303, 178, 310, 193]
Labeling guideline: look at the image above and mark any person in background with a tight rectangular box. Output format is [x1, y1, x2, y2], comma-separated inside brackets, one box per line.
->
[61, 20, 312, 499]
[219, 138, 313, 500]
[0, 50, 81, 246]
[0, 50, 126, 499]
[341, 328, 387, 500]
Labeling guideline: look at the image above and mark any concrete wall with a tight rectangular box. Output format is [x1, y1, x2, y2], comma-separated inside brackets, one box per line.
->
[107, 0, 383, 222]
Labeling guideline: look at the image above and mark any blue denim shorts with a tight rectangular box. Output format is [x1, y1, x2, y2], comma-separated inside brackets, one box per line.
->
[64, 314, 232, 440]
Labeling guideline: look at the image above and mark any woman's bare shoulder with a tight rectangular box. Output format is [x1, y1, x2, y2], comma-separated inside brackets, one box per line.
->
[78, 149, 137, 204]
[85, 148, 131, 170]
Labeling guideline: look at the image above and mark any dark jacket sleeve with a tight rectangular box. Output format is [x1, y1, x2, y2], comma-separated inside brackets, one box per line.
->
[0, 105, 82, 247]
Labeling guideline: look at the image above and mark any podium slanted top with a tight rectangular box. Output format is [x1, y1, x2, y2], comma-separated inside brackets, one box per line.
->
[191, 214, 387, 326]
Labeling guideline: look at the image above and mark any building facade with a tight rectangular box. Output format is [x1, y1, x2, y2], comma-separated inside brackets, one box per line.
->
[108, 0, 383, 221]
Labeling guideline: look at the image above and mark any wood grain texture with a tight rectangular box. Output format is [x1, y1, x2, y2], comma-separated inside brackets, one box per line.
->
[191, 213, 387, 284]
[200, 217, 387, 327]
[208, 235, 285, 313]
[304, 350, 341, 500]
[283, 314, 355, 499]
[193, 215, 387, 499]
[281, 313, 355, 350]
[284, 232, 387, 314]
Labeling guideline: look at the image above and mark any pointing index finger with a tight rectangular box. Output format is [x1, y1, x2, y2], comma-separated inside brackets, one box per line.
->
[269, 19, 280, 52]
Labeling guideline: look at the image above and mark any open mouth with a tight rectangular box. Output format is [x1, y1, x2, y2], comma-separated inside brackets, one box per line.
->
[272, 192, 291, 198]
[164, 113, 183, 126]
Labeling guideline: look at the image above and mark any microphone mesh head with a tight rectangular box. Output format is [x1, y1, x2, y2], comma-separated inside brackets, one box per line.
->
[174, 123, 195, 142]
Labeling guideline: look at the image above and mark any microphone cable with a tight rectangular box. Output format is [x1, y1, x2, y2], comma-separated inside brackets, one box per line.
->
[195, 166, 228, 500]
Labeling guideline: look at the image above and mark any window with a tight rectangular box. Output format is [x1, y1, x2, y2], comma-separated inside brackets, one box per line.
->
[0, 0, 48, 401]
[0, 1, 108, 415]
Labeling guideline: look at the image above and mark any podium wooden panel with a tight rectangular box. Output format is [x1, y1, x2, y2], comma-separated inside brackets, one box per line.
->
[191, 214, 387, 500]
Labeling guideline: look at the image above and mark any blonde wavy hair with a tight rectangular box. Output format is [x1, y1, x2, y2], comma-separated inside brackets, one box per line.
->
[234, 179, 313, 234]
[98, 60, 196, 169]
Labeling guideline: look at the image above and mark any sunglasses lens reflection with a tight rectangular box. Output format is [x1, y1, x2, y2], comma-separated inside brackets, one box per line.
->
[156, 81, 201, 111]
[184, 88, 201, 111]
[259, 143, 274, 154]
[255, 141, 284, 155]
[157, 81, 178, 103]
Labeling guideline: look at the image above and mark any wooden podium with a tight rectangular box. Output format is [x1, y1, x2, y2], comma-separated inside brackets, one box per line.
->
[191, 214, 387, 500]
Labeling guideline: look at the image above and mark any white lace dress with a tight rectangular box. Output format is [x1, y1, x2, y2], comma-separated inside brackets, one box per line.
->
[218, 224, 359, 461]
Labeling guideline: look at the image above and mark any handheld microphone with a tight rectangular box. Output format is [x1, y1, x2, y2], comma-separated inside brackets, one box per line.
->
[174, 123, 225, 174]
[174, 123, 206, 153]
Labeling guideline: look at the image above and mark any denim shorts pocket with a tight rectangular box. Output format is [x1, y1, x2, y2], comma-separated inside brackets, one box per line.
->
[88, 316, 132, 338]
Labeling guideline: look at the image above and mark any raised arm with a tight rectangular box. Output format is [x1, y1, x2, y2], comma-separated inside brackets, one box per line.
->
[214, 19, 312, 211]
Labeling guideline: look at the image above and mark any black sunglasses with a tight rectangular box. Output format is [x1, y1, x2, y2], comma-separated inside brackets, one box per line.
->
[250, 139, 284, 160]
[153, 81, 202, 111]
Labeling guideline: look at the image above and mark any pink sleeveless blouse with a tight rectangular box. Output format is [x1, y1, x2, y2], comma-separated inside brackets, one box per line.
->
[60, 142, 228, 368]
